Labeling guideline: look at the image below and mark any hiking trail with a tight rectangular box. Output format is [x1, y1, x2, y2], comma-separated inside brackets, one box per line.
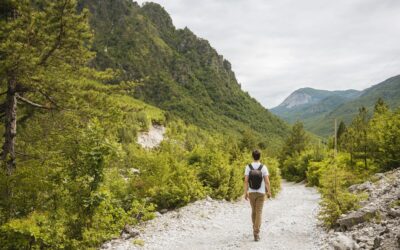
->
[102, 181, 325, 250]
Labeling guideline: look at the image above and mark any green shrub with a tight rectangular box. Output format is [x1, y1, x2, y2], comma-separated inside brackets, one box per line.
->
[280, 151, 314, 182]
[82, 192, 130, 248]
[306, 161, 324, 187]
[318, 162, 362, 228]
[264, 157, 281, 197]
[0, 212, 67, 249]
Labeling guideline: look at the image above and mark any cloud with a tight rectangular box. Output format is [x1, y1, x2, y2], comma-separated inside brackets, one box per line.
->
[136, 0, 400, 108]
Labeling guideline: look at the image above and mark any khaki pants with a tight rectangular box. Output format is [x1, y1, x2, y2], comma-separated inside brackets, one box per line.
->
[249, 192, 265, 236]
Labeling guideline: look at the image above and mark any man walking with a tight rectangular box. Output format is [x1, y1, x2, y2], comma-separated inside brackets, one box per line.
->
[244, 149, 271, 241]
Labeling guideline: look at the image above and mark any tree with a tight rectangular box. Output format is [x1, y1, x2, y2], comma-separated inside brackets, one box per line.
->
[374, 97, 388, 115]
[280, 121, 309, 161]
[319, 161, 360, 228]
[239, 129, 257, 150]
[336, 121, 347, 151]
[369, 99, 400, 170]
[343, 107, 369, 168]
[0, 0, 92, 174]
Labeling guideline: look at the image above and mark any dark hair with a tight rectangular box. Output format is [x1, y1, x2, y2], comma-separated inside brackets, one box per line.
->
[252, 150, 261, 160]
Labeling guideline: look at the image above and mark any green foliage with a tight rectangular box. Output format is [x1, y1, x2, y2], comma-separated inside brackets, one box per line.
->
[132, 238, 145, 246]
[281, 151, 312, 182]
[0, 74, 277, 248]
[280, 121, 309, 158]
[390, 200, 400, 208]
[0, 211, 68, 249]
[318, 160, 362, 228]
[336, 121, 347, 150]
[135, 144, 207, 209]
[369, 107, 400, 170]
[263, 157, 282, 197]
[279, 121, 311, 181]
[276, 98, 400, 228]
[81, 192, 130, 248]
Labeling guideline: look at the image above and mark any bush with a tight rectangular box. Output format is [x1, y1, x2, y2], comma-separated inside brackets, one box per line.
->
[264, 157, 281, 197]
[280, 151, 314, 182]
[306, 161, 324, 187]
[318, 160, 362, 228]
[0, 212, 67, 249]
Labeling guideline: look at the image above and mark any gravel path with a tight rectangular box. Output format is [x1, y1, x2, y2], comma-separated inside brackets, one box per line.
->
[102, 181, 325, 250]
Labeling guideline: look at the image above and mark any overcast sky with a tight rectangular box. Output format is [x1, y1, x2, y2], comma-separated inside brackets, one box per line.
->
[136, 0, 400, 108]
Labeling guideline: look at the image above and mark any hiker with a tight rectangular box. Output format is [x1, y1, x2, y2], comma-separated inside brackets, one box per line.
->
[244, 149, 271, 241]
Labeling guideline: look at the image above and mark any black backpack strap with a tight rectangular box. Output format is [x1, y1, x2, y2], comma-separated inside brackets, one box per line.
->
[257, 164, 263, 171]
[248, 164, 254, 170]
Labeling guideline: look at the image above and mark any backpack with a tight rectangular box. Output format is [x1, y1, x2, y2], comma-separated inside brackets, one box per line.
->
[248, 164, 263, 189]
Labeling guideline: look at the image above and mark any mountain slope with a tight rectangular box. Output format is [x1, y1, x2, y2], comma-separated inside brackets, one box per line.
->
[271, 75, 400, 137]
[79, 0, 289, 148]
[310, 75, 400, 136]
[271, 88, 361, 126]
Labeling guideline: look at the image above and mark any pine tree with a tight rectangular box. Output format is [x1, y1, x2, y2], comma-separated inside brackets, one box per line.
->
[0, 0, 92, 174]
[344, 107, 369, 168]
[369, 99, 400, 170]
[278, 121, 309, 180]
[336, 121, 347, 151]
[374, 97, 389, 115]
[280, 121, 308, 160]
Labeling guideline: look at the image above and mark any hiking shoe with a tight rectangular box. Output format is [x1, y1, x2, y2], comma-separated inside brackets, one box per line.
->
[254, 235, 260, 241]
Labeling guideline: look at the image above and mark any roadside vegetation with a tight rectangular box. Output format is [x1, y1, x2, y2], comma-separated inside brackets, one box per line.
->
[278, 99, 400, 227]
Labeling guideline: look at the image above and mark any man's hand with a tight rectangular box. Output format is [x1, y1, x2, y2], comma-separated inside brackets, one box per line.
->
[244, 176, 249, 201]
[267, 191, 272, 198]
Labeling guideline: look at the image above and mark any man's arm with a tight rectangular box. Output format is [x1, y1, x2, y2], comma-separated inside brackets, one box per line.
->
[264, 175, 272, 198]
[244, 175, 249, 200]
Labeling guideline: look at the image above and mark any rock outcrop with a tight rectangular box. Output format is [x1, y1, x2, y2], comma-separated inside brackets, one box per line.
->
[325, 169, 400, 250]
[137, 125, 165, 149]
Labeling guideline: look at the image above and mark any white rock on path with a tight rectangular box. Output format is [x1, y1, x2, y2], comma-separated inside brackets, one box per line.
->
[330, 233, 359, 250]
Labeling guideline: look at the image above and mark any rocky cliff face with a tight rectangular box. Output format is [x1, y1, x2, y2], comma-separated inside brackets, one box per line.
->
[323, 169, 400, 250]
[279, 91, 314, 108]
[270, 87, 362, 136]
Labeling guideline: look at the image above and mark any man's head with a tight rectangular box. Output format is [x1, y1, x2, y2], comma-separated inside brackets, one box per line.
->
[252, 149, 261, 161]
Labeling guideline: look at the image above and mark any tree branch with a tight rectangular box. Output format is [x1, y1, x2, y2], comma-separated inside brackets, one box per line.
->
[0, 91, 7, 95]
[38, 0, 68, 66]
[16, 94, 51, 109]
[37, 89, 60, 109]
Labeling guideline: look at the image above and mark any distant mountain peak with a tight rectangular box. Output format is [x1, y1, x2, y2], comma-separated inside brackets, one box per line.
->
[279, 90, 313, 108]
[270, 76, 400, 137]
[276, 88, 361, 109]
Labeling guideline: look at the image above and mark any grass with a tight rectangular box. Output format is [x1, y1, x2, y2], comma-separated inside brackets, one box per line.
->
[390, 199, 400, 208]
[132, 238, 145, 246]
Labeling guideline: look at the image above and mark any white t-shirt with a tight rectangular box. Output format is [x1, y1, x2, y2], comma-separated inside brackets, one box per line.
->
[244, 162, 269, 194]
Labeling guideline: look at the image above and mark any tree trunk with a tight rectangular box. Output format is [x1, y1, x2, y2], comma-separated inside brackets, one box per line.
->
[364, 131, 368, 169]
[1, 78, 17, 175]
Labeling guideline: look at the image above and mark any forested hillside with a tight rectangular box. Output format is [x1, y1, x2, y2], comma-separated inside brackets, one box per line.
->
[79, 0, 288, 149]
[0, 1, 284, 249]
[316, 75, 400, 135]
